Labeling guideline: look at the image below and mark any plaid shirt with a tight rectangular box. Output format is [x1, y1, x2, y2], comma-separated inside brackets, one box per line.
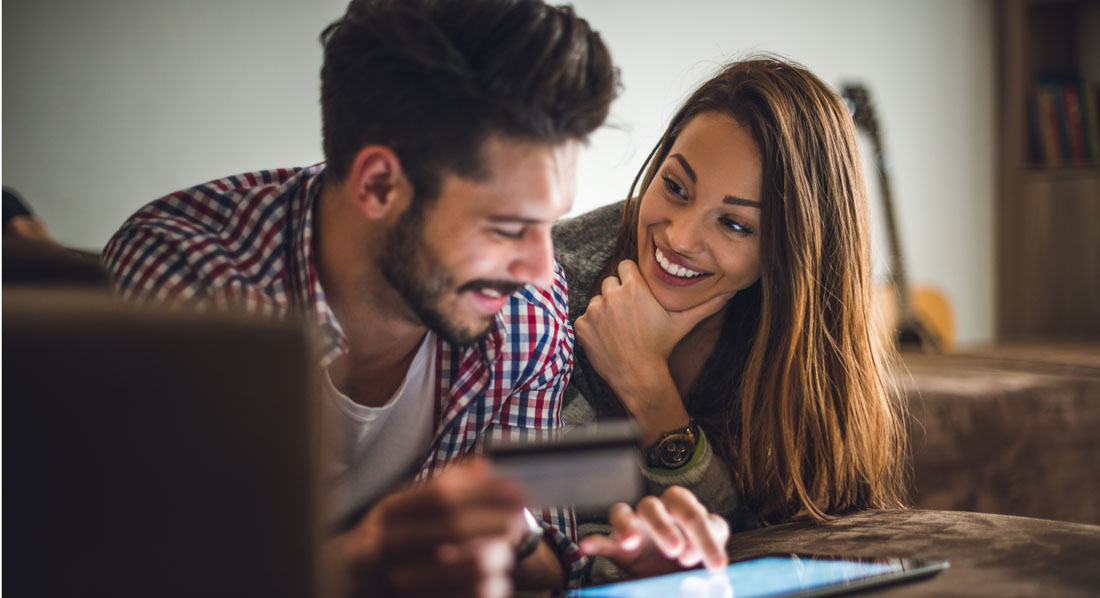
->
[102, 164, 584, 582]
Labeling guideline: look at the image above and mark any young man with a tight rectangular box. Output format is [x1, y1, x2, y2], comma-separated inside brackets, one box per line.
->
[103, 0, 617, 594]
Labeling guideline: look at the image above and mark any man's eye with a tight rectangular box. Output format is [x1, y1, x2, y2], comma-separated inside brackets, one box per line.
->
[492, 227, 525, 240]
[662, 176, 687, 199]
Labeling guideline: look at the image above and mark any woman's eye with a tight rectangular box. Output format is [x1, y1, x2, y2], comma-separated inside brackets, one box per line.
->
[661, 176, 687, 199]
[720, 217, 752, 235]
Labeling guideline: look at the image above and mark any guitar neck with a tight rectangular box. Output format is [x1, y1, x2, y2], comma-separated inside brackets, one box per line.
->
[844, 83, 916, 315]
[845, 83, 950, 352]
[867, 135, 911, 306]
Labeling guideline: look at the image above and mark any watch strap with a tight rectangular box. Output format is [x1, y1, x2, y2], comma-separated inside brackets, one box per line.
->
[514, 508, 544, 561]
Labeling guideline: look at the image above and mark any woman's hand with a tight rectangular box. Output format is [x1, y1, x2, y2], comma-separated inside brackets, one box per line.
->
[574, 260, 730, 418]
[578, 486, 731, 578]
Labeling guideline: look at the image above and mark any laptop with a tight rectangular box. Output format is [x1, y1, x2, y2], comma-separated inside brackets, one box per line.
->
[3, 289, 323, 597]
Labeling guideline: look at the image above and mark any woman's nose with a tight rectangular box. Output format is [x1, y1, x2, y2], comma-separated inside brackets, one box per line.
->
[664, 212, 705, 255]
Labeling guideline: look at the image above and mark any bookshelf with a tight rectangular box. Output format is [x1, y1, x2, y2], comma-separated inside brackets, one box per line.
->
[997, 0, 1100, 339]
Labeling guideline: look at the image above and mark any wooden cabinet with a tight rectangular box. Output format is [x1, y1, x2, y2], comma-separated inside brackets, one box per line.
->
[997, 0, 1100, 339]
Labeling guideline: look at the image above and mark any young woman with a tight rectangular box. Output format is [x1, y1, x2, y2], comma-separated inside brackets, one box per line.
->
[555, 57, 909, 580]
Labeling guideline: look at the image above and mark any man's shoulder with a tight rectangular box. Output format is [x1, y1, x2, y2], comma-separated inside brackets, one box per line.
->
[102, 165, 322, 303]
[112, 167, 314, 237]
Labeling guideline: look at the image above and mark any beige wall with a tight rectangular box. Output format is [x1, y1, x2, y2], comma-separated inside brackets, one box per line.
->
[2, 0, 996, 345]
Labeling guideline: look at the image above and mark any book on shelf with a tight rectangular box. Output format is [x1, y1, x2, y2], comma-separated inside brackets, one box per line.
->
[1061, 83, 1088, 163]
[1032, 85, 1062, 166]
[1030, 73, 1100, 166]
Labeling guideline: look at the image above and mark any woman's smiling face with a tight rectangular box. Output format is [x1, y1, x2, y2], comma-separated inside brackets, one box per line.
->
[636, 111, 764, 313]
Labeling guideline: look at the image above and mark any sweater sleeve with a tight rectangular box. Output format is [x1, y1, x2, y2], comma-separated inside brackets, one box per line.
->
[639, 428, 739, 516]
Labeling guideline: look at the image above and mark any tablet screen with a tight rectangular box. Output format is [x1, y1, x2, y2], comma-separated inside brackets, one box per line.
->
[570, 553, 948, 598]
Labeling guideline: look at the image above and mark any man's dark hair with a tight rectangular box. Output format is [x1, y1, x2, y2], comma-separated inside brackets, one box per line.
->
[320, 0, 619, 202]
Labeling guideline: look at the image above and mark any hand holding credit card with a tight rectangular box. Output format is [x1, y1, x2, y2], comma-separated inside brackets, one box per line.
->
[486, 421, 642, 509]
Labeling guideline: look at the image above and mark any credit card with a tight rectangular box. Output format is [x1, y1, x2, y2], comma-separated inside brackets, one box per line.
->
[487, 421, 642, 509]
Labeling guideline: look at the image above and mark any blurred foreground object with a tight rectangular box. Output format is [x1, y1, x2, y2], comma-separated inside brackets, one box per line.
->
[3, 289, 323, 597]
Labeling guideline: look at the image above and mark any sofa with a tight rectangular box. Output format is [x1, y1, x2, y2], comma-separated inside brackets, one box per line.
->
[899, 343, 1100, 525]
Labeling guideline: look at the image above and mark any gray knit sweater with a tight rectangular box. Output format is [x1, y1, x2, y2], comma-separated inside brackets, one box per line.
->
[553, 202, 755, 583]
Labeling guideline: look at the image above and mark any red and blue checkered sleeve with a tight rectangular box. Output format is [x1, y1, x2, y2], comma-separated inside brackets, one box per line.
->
[101, 206, 280, 314]
[487, 261, 588, 586]
[102, 216, 210, 306]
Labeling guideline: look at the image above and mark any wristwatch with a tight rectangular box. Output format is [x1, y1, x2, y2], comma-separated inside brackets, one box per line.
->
[646, 421, 698, 469]
[514, 508, 544, 561]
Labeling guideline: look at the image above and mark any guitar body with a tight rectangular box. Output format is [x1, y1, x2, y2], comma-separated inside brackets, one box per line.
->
[874, 284, 955, 352]
[909, 287, 954, 351]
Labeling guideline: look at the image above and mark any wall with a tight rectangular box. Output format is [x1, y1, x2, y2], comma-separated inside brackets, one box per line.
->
[2, 0, 996, 346]
[2, 0, 346, 242]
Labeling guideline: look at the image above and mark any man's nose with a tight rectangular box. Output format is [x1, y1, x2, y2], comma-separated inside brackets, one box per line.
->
[508, 227, 555, 290]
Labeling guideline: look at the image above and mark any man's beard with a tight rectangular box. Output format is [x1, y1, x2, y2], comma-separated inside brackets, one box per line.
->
[380, 204, 521, 346]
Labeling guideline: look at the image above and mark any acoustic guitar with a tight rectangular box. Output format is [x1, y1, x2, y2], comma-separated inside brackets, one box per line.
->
[842, 83, 954, 353]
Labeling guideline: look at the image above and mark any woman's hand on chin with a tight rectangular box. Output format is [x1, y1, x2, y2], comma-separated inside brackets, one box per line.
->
[575, 260, 731, 404]
[578, 486, 730, 579]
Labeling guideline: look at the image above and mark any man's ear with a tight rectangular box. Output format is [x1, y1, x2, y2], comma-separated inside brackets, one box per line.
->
[346, 146, 410, 220]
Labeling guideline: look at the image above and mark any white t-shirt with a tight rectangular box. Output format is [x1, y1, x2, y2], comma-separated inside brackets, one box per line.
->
[321, 332, 437, 525]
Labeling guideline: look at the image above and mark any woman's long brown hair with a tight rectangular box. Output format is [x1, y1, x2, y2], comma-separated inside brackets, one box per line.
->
[603, 56, 909, 523]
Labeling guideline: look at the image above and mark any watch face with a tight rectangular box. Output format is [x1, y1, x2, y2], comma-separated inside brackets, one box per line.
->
[659, 437, 692, 467]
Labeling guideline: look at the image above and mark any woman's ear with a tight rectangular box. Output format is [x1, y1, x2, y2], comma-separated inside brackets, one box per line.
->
[346, 145, 410, 220]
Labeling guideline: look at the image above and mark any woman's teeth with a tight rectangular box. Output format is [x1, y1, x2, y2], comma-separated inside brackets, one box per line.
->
[655, 247, 704, 278]
[479, 288, 503, 298]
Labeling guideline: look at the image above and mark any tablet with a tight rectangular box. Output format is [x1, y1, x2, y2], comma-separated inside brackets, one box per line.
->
[570, 553, 949, 598]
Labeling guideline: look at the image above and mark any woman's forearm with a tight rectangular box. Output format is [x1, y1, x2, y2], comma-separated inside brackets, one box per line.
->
[603, 363, 691, 448]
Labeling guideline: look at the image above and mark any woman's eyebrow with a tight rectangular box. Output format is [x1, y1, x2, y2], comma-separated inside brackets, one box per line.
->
[671, 152, 760, 208]
[724, 196, 761, 209]
[669, 153, 697, 183]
